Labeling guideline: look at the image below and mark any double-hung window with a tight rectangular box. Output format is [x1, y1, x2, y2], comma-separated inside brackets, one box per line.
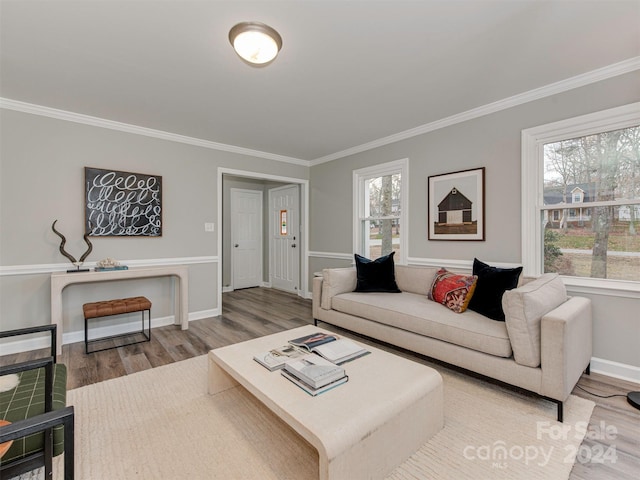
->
[522, 103, 640, 288]
[353, 159, 408, 264]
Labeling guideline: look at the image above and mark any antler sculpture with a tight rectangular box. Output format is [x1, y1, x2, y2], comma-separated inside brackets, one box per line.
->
[51, 220, 93, 271]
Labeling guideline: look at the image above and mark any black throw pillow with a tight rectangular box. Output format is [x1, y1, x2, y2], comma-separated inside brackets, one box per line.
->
[467, 258, 523, 321]
[354, 252, 401, 293]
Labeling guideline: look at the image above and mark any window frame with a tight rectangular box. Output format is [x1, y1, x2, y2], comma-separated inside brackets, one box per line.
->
[353, 158, 409, 264]
[521, 102, 640, 293]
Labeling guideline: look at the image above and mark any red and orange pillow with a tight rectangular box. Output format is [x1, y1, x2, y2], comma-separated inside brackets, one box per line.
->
[428, 268, 477, 313]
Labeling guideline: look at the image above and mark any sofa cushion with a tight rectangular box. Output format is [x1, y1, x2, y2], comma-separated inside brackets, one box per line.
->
[395, 265, 438, 296]
[332, 291, 513, 357]
[502, 273, 567, 367]
[320, 267, 356, 310]
[354, 252, 401, 293]
[468, 258, 523, 321]
[428, 268, 477, 313]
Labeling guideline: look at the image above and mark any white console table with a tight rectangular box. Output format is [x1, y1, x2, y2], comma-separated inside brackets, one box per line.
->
[50, 265, 189, 355]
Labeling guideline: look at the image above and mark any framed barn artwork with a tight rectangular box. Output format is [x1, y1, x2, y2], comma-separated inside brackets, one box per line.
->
[428, 167, 485, 241]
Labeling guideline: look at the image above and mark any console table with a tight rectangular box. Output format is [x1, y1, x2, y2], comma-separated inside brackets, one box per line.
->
[50, 265, 189, 355]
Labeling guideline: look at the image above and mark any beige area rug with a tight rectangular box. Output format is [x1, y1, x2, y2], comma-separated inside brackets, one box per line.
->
[47, 355, 593, 479]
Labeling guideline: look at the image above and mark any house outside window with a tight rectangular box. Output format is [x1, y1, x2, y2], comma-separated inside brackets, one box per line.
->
[353, 159, 408, 263]
[522, 103, 640, 288]
[572, 189, 584, 204]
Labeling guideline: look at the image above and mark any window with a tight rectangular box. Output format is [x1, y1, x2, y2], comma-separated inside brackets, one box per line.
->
[522, 103, 640, 289]
[353, 159, 408, 263]
[572, 190, 583, 203]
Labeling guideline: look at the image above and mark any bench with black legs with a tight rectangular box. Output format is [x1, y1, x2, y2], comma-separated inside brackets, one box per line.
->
[83, 296, 152, 354]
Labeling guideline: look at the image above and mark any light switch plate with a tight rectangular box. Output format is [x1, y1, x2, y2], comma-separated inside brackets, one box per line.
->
[204, 222, 215, 232]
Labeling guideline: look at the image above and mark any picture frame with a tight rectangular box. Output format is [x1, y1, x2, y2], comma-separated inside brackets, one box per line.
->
[85, 167, 163, 236]
[428, 167, 485, 241]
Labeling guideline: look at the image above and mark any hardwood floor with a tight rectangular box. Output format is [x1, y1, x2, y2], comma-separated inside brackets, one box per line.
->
[2, 287, 638, 479]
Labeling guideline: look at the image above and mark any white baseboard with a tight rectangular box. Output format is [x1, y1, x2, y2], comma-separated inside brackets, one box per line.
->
[0, 308, 220, 355]
[222, 286, 234, 293]
[590, 357, 640, 385]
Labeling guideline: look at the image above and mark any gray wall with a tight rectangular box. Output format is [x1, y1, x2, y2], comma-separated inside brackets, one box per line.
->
[309, 71, 640, 369]
[0, 109, 307, 339]
[1, 71, 638, 371]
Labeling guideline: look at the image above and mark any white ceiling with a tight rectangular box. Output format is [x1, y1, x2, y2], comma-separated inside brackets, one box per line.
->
[1, 1, 639, 164]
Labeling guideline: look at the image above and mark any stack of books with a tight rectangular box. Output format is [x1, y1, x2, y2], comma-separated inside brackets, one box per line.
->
[94, 265, 129, 272]
[253, 331, 370, 396]
[281, 354, 348, 396]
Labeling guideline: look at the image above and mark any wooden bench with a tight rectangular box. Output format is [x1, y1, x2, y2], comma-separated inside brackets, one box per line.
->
[83, 296, 152, 354]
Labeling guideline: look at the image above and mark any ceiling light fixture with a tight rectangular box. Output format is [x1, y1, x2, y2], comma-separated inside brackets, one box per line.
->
[229, 22, 282, 66]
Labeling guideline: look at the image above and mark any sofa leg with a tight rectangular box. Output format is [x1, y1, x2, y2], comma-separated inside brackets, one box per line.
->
[557, 401, 564, 423]
[585, 363, 591, 375]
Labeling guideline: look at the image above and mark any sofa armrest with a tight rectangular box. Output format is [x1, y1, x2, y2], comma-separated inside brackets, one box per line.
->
[316, 268, 357, 310]
[540, 296, 592, 401]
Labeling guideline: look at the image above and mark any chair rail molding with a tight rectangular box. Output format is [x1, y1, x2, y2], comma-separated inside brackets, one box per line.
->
[0, 256, 218, 276]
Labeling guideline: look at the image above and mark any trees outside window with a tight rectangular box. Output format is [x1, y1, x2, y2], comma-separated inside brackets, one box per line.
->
[522, 103, 640, 286]
[353, 159, 408, 263]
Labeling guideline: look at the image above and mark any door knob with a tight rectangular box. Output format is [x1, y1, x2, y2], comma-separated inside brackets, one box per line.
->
[291, 244, 296, 248]
[234, 244, 239, 247]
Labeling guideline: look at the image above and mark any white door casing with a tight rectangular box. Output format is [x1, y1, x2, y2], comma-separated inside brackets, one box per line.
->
[269, 185, 299, 293]
[231, 188, 262, 290]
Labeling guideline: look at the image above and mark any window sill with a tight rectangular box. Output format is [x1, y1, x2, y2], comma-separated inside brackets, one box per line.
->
[561, 275, 640, 298]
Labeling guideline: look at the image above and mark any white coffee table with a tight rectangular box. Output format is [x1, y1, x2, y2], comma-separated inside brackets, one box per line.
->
[208, 325, 443, 480]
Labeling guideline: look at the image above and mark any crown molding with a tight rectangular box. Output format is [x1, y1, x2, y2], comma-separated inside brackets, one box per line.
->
[2, 57, 638, 167]
[0, 98, 308, 167]
[309, 56, 640, 165]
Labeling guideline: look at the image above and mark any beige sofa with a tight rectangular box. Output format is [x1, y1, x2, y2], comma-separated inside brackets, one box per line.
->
[312, 265, 592, 421]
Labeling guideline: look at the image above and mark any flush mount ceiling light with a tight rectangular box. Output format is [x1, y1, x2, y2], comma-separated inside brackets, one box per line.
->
[229, 22, 282, 66]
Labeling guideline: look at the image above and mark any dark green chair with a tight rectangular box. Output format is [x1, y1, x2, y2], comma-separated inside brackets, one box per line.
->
[0, 325, 74, 479]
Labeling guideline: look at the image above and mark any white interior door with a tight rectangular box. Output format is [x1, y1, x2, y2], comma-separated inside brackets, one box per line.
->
[231, 188, 262, 290]
[269, 185, 299, 293]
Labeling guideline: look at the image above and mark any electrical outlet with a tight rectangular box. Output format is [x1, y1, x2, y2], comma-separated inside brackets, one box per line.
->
[204, 223, 215, 232]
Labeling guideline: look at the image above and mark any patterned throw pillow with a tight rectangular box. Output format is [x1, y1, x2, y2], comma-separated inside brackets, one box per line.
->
[428, 268, 478, 313]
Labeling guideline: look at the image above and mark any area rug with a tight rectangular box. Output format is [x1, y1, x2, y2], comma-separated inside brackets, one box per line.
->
[48, 355, 593, 479]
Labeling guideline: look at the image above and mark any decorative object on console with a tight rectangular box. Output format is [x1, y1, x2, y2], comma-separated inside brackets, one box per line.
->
[51, 219, 93, 272]
[428, 167, 485, 241]
[95, 258, 128, 272]
[354, 252, 401, 293]
[85, 167, 162, 237]
[467, 258, 523, 321]
[428, 268, 477, 313]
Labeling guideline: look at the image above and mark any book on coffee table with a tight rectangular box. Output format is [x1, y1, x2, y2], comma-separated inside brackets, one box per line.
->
[253, 344, 307, 371]
[309, 338, 370, 364]
[281, 369, 349, 396]
[283, 354, 345, 389]
[288, 332, 338, 351]
[289, 332, 369, 364]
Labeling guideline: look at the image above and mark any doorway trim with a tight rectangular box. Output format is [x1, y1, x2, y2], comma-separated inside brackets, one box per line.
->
[217, 167, 309, 314]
